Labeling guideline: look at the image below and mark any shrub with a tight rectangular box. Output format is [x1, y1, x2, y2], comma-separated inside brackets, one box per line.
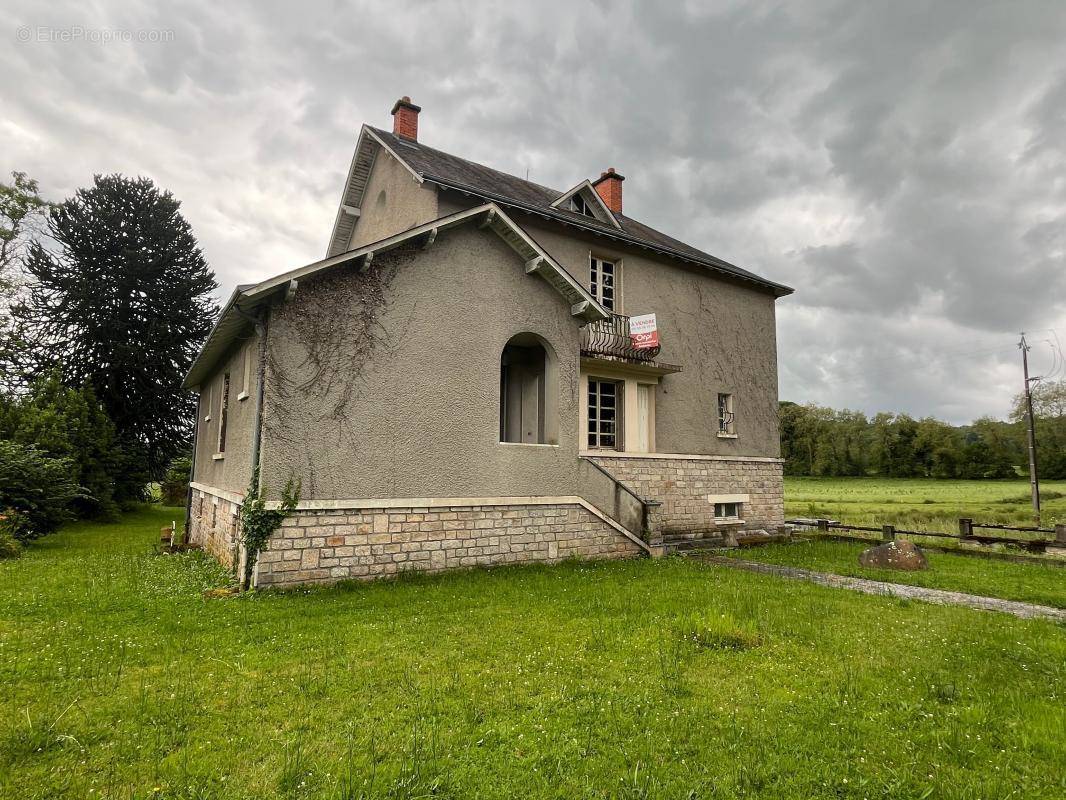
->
[160, 456, 191, 506]
[0, 440, 83, 542]
[0, 375, 120, 519]
[0, 509, 24, 558]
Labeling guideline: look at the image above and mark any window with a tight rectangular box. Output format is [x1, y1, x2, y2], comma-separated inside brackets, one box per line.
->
[217, 373, 230, 454]
[590, 256, 616, 311]
[587, 379, 621, 449]
[239, 345, 252, 400]
[717, 393, 735, 436]
[714, 502, 741, 520]
[569, 194, 594, 217]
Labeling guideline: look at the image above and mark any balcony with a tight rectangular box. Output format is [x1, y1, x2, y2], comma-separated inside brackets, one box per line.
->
[581, 313, 661, 362]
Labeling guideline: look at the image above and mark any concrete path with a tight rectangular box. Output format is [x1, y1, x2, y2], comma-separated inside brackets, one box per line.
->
[699, 555, 1066, 622]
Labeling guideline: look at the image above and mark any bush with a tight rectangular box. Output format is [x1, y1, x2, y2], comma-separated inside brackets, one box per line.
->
[160, 456, 191, 506]
[0, 509, 24, 558]
[0, 375, 121, 518]
[0, 441, 83, 542]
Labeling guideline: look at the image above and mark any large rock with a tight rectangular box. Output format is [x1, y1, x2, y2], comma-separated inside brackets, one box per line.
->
[859, 540, 928, 571]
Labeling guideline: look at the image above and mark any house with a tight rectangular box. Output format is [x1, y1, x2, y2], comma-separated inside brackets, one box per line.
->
[183, 97, 793, 587]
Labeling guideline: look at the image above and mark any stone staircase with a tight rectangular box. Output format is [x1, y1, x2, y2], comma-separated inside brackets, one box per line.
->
[662, 528, 791, 555]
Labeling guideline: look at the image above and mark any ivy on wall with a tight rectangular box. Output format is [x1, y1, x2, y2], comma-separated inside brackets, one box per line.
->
[239, 466, 300, 589]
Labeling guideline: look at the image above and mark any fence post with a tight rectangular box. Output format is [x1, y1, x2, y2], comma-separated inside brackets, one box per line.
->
[817, 519, 829, 533]
[958, 518, 973, 539]
[1056, 524, 1066, 545]
[882, 524, 895, 541]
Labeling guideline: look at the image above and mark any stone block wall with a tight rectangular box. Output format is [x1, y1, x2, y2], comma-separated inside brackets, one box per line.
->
[255, 502, 643, 588]
[188, 487, 241, 569]
[587, 455, 784, 535]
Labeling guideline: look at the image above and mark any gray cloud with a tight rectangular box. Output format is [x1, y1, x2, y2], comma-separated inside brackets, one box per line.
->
[4, 0, 1066, 423]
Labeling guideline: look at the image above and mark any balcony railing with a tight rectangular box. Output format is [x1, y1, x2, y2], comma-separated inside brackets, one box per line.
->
[581, 313, 661, 362]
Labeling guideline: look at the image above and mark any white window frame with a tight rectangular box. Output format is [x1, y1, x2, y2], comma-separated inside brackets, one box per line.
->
[587, 378, 622, 450]
[238, 346, 252, 401]
[590, 255, 618, 312]
[713, 501, 742, 522]
[717, 392, 736, 437]
[569, 194, 594, 217]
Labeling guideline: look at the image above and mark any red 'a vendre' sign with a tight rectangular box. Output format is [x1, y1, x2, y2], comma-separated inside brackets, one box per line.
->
[629, 313, 658, 349]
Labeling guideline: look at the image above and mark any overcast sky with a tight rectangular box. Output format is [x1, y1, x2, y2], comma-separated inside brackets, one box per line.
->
[5, 1, 1066, 424]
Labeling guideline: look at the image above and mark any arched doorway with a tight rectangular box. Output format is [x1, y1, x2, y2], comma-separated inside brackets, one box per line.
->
[499, 333, 558, 445]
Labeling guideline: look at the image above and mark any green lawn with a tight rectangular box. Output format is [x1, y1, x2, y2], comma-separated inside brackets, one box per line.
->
[2, 507, 1065, 799]
[785, 476, 1066, 531]
[726, 538, 1066, 609]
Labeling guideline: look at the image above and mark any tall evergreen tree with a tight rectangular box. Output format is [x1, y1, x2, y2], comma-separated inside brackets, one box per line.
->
[14, 175, 217, 488]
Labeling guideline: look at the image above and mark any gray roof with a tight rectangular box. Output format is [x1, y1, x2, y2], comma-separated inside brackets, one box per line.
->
[368, 127, 793, 297]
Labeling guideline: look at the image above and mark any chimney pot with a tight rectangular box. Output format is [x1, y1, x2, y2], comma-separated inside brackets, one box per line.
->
[391, 96, 421, 141]
[593, 167, 625, 214]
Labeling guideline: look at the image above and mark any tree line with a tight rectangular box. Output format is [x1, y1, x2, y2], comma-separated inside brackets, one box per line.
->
[780, 388, 1066, 480]
[0, 171, 216, 552]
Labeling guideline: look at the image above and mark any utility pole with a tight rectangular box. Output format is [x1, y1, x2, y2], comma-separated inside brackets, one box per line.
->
[1019, 333, 1041, 523]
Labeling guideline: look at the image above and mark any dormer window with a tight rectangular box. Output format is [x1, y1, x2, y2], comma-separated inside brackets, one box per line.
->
[569, 195, 594, 217]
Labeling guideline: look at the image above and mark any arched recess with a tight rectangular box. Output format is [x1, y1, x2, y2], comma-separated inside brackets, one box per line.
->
[499, 333, 559, 445]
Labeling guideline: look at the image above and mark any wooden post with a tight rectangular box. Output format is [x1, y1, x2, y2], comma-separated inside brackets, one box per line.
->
[882, 524, 895, 541]
[1056, 524, 1066, 545]
[958, 518, 973, 539]
[817, 519, 829, 533]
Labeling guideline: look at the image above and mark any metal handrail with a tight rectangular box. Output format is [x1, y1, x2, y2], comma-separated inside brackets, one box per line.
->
[581, 313, 661, 361]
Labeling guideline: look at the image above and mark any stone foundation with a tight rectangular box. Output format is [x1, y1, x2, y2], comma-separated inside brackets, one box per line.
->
[586, 454, 784, 535]
[188, 486, 242, 569]
[254, 501, 644, 588]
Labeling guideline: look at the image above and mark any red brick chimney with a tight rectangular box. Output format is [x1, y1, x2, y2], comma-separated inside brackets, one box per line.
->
[391, 96, 421, 141]
[593, 167, 625, 214]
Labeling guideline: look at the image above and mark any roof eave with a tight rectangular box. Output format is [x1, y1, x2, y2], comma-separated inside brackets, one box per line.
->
[185, 203, 611, 387]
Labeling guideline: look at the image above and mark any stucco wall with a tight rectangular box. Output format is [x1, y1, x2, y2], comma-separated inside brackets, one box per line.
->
[517, 217, 781, 458]
[347, 148, 439, 250]
[191, 333, 258, 495]
[258, 225, 589, 501]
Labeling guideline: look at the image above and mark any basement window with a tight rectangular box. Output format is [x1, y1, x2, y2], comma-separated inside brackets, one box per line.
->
[714, 502, 741, 521]
[569, 194, 595, 217]
[590, 256, 616, 311]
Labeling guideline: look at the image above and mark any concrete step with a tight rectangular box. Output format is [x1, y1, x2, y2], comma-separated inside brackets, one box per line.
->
[662, 536, 729, 553]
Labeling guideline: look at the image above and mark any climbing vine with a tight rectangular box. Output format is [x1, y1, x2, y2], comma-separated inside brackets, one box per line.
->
[261, 246, 419, 496]
[239, 466, 300, 589]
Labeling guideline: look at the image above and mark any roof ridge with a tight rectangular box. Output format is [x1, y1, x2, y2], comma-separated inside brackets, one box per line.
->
[368, 126, 563, 197]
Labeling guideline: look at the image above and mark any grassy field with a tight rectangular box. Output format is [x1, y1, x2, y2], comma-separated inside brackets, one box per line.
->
[726, 538, 1066, 608]
[1, 507, 1065, 799]
[785, 476, 1066, 531]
